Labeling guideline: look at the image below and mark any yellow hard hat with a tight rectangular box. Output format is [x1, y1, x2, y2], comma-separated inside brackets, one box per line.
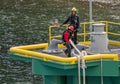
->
[71, 7, 77, 12]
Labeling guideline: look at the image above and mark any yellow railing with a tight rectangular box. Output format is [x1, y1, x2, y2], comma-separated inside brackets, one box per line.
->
[49, 21, 120, 43]
[9, 21, 120, 64]
[10, 43, 119, 64]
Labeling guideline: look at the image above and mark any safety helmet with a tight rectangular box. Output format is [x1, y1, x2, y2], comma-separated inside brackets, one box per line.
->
[71, 7, 77, 12]
[69, 26, 74, 31]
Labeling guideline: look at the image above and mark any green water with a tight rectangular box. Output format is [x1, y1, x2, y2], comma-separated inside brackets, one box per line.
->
[0, 0, 120, 84]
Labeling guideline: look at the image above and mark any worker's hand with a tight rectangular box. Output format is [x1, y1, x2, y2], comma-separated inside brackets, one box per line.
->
[69, 39, 72, 44]
[62, 24, 66, 26]
[63, 24, 69, 28]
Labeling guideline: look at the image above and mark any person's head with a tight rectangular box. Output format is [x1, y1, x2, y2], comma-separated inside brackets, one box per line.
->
[71, 7, 77, 15]
[68, 25, 74, 32]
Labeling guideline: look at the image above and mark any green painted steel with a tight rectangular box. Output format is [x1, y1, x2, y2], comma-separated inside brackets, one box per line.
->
[9, 53, 32, 62]
[44, 76, 66, 84]
[31, 57, 120, 84]
[86, 76, 120, 84]
[9, 53, 120, 84]
[44, 76, 78, 84]
[67, 76, 78, 84]
[32, 57, 119, 76]
[43, 76, 120, 84]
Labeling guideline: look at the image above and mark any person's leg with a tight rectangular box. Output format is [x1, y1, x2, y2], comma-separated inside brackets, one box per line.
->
[65, 44, 71, 57]
[74, 30, 77, 44]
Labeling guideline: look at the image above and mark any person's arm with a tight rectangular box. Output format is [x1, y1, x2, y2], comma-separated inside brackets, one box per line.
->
[63, 16, 70, 24]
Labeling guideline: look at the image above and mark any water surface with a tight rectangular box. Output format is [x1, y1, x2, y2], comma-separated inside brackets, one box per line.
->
[0, 0, 120, 84]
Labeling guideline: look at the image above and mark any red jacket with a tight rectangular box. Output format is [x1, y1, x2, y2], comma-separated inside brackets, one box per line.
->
[63, 30, 72, 43]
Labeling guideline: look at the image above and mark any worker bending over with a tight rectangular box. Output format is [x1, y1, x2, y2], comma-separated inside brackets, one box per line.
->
[62, 26, 74, 57]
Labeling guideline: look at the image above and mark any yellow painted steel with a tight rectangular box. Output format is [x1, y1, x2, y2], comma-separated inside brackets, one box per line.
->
[84, 23, 86, 42]
[108, 21, 120, 25]
[81, 40, 120, 47]
[108, 32, 120, 36]
[106, 21, 108, 34]
[109, 40, 120, 47]
[79, 41, 91, 45]
[58, 44, 65, 48]
[9, 21, 120, 64]
[10, 47, 118, 64]
[49, 26, 52, 42]
[51, 35, 61, 38]
[80, 21, 105, 25]
[49, 21, 120, 44]
[10, 42, 119, 64]
[12, 43, 48, 50]
[77, 33, 84, 36]
[10, 47, 77, 64]
[84, 54, 118, 61]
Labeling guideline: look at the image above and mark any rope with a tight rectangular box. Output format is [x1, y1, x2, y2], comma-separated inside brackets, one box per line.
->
[100, 54, 104, 84]
[78, 54, 81, 84]
[70, 40, 81, 84]
[81, 51, 87, 84]
[70, 39, 86, 84]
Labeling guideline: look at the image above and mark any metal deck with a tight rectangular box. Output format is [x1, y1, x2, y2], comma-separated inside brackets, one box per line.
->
[35, 44, 120, 60]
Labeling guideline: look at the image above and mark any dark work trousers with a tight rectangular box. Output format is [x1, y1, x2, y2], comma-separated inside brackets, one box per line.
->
[73, 30, 77, 44]
[65, 43, 73, 57]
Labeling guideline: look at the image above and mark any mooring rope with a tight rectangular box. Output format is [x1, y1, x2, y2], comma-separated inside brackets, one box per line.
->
[70, 39, 86, 84]
[100, 54, 104, 84]
[81, 50, 87, 84]
[70, 40, 81, 84]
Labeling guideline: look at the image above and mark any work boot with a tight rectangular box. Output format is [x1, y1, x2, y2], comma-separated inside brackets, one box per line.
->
[74, 41, 78, 45]
[64, 50, 71, 57]
[64, 50, 68, 56]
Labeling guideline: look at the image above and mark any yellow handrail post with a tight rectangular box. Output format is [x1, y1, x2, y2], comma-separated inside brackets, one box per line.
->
[49, 26, 52, 43]
[48, 21, 120, 45]
[106, 21, 108, 34]
[84, 23, 86, 42]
